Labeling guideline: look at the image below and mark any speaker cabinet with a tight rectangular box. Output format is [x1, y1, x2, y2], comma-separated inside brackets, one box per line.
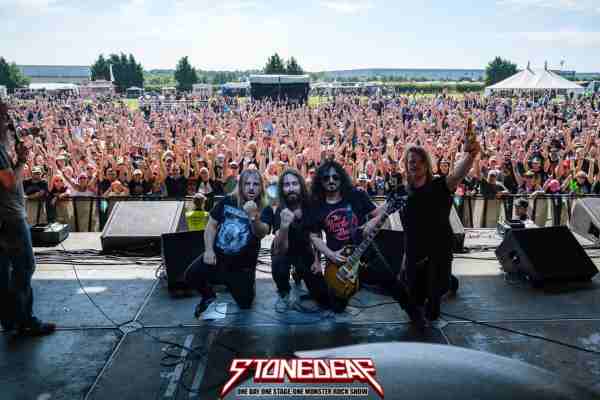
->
[495, 226, 598, 284]
[570, 198, 600, 244]
[101, 201, 187, 254]
[161, 230, 205, 293]
[360, 229, 404, 284]
[385, 206, 465, 253]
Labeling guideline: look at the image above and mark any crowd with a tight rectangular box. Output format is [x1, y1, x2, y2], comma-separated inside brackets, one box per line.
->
[3, 91, 600, 216]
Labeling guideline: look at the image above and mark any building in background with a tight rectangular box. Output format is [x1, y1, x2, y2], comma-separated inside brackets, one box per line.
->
[17, 65, 91, 84]
[192, 83, 213, 99]
[79, 80, 115, 98]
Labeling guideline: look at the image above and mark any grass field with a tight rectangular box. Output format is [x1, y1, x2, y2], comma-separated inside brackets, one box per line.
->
[109, 93, 477, 113]
[124, 98, 139, 111]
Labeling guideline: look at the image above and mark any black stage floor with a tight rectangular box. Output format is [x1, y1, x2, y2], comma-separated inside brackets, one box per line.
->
[1, 231, 600, 399]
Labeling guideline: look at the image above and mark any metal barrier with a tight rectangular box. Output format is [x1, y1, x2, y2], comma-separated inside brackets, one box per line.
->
[24, 194, 594, 232]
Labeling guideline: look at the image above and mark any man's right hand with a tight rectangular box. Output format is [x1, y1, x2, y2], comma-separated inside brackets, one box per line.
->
[203, 250, 217, 265]
[280, 208, 295, 228]
[328, 249, 347, 265]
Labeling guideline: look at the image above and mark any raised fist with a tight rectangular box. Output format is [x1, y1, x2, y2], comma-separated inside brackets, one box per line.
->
[280, 208, 295, 228]
[243, 200, 259, 220]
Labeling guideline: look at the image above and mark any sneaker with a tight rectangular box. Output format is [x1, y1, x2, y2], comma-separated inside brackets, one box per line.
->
[17, 318, 56, 337]
[281, 292, 294, 308]
[194, 296, 216, 318]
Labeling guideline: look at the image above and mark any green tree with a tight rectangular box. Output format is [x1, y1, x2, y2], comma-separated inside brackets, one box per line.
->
[285, 57, 304, 75]
[98, 53, 144, 93]
[485, 57, 518, 86]
[91, 54, 110, 81]
[174, 56, 198, 92]
[264, 53, 286, 74]
[0, 57, 29, 92]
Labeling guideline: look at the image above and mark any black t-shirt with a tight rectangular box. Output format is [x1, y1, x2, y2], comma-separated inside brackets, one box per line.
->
[128, 180, 152, 196]
[385, 172, 403, 193]
[268, 206, 313, 258]
[196, 179, 224, 197]
[479, 179, 506, 199]
[309, 189, 376, 252]
[165, 176, 188, 198]
[400, 177, 453, 263]
[98, 179, 112, 195]
[210, 196, 273, 258]
[23, 179, 49, 196]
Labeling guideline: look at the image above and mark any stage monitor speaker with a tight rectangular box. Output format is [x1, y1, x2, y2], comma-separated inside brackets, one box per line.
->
[161, 230, 205, 293]
[101, 201, 187, 254]
[570, 198, 600, 244]
[495, 226, 598, 284]
[361, 229, 404, 284]
[385, 205, 464, 253]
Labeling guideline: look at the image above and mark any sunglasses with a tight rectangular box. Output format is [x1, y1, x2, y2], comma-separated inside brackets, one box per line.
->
[322, 174, 340, 182]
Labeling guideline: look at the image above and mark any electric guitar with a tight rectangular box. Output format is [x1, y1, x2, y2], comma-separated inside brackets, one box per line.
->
[324, 192, 406, 300]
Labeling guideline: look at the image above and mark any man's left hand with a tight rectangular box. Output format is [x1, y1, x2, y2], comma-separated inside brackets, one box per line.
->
[243, 200, 259, 220]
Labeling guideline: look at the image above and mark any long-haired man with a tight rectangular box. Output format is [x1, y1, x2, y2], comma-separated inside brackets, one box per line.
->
[185, 169, 272, 315]
[270, 169, 329, 307]
[399, 131, 480, 325]
[0, 102, 55, 336]
[308, 160, 409, 313]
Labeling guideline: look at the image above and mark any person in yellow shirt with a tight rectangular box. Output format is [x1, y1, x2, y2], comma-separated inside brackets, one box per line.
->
[186, 193, 209, 231]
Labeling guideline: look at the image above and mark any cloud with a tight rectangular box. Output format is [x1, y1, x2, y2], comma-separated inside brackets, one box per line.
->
[321, 0, 372, 14]
[497, 0, 600, 13]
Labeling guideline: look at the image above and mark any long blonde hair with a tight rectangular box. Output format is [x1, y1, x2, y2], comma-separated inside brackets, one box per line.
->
[234, 169, 266, 208]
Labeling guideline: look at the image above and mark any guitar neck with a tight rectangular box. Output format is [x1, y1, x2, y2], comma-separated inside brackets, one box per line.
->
[347, 204, 394, 266]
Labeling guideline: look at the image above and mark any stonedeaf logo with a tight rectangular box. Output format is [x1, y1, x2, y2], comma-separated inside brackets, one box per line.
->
[221, 358, 384, 398]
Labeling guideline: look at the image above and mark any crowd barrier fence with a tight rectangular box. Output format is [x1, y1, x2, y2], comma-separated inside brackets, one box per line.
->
[24, 194, 598, 233]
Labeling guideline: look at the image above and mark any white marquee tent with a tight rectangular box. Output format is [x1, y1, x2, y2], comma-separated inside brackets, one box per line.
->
[485, 63, 584, 96]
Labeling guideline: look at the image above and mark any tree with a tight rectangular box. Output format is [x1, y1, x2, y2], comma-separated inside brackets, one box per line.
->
[174, 56, 198, 92]
[264, 53, 286, 74]
[485, 57, 518, 86]
[285, 57, 304, 75]
[93, 53, 144, 93]
[91, 54, 110, 81]
[0, 57, 29, 92]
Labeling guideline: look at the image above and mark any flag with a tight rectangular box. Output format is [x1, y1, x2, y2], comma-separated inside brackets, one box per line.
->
[109, 64, 115, 82]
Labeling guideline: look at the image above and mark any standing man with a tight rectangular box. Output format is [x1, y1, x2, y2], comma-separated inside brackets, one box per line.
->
[185, 169, 271, 316]
[400, 124, 480, 325]
[0, 102, 55, 336]
[308, 160, 411, 314]
[270, 169, 329, 308]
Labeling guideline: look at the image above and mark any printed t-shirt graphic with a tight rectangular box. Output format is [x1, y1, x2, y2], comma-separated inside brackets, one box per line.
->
[215, 205, 251, 255]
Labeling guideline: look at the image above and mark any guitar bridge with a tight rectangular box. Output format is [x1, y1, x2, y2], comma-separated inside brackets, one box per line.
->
[336, 267, 355, 283]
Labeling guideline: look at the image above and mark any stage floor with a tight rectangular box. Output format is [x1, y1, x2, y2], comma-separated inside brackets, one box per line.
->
[1, 230, 600, 399]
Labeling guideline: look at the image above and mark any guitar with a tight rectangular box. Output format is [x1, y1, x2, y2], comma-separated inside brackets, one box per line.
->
[324, 192, 406, 300]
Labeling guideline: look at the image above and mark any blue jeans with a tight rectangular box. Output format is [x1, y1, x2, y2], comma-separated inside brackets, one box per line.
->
[0, 218, 36, 327]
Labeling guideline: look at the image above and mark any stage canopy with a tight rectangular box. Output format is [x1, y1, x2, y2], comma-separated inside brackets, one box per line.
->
[29, 82, 79, 92]
[485, 63, 584, 96]
[249, 75, 310, 103]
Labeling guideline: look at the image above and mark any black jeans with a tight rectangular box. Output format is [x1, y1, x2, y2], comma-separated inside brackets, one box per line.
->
[271, 253, 330, 307]
[184, 251, 257, 309]
[0, 218, 35, 329]
[406, 256, 453, 321]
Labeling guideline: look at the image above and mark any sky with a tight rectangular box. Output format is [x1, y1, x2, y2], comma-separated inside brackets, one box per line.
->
[1, 0, 600, 72]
